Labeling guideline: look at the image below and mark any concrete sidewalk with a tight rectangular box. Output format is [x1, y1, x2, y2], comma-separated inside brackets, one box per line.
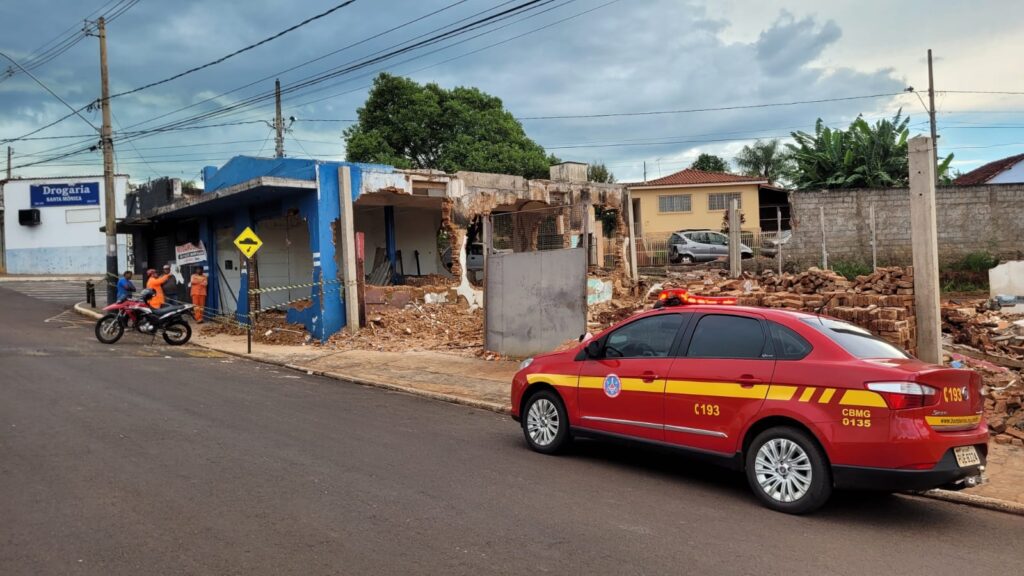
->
[194, 332, 516, 413]
[72, 302, 1024, 515]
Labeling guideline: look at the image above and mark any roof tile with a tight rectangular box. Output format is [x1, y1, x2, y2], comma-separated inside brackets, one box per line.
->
[627, 168, 766, 187]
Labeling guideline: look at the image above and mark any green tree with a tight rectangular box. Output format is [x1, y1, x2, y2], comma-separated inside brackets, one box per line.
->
[734, 139, 792, 184]
[587, 162, 615, 183]
[344, 73, 554, 178]
[690, 153, 730, 173]
[786, 111, 954, 189]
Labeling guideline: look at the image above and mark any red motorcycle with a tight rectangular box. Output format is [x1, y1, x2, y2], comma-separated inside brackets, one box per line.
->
[94, 288, 194, 345]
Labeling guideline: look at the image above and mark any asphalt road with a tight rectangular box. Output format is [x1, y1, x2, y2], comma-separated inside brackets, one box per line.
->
[0, 287, 1020, 576]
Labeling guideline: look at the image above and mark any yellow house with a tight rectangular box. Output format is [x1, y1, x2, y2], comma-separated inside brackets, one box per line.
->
[626, 168, 788, 239]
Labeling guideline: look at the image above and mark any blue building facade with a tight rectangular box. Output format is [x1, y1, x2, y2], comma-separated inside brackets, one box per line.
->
[132, 155, 399, 340]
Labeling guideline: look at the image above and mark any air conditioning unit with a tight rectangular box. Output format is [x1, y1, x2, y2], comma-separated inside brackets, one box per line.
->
[19, 209, 41, 226]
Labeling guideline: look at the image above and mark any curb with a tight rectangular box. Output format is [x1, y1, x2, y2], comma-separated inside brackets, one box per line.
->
[74, 301, 103, 320]
[68, 302, 1023, 516]
[73, 301, 510, 415]
[915, 489, 1024, 517]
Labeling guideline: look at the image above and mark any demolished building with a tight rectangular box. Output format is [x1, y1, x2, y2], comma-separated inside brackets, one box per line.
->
[120, 157, 632, 341]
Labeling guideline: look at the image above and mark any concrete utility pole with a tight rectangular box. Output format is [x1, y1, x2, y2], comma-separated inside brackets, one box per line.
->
[908, 136, 942, 364]
[927, 49, 939, 184]
[6, 146, 11, 180]
[728, 199, 741, 278]
[274, 79, 284, 159]
[338, 167, 359, 334]
[98, 17, 118, 304]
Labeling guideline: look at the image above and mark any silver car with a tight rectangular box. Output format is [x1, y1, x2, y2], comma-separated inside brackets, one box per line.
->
[668, 229, 753, 263]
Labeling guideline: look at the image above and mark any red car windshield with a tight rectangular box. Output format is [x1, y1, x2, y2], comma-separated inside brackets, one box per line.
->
[801, 317, 909, 359]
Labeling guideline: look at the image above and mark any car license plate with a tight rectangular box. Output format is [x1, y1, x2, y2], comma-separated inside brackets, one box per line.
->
[954, 446, 981, 468]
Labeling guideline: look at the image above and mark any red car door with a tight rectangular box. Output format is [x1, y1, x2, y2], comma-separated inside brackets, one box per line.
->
[664, 311, 776, 454]
[577, 313, 690, 442]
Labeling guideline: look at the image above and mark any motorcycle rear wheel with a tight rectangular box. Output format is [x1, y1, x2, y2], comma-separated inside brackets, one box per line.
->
[162, 320, 192, 345]
[95, 314, 125, 344]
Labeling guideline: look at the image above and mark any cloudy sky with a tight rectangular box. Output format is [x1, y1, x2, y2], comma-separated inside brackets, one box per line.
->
[2, 0, 1023, 184]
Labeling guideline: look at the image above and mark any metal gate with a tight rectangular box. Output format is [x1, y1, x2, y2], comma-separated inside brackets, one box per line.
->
[484, 204, 588, 357]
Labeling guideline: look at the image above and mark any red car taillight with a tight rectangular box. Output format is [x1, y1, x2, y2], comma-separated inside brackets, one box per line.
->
[866, 382, 939, 410]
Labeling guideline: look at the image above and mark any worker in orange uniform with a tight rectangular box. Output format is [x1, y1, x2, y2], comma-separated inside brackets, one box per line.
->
[145, 268, 171, 308]
[189, 267, 208, 323]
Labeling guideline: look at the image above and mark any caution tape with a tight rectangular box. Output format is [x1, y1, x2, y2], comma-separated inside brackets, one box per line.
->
[248, 278, 342, 296]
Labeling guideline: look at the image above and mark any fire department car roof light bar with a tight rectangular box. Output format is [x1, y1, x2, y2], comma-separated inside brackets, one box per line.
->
[866, 382, 939, 410]
[656, 288, 738, 307]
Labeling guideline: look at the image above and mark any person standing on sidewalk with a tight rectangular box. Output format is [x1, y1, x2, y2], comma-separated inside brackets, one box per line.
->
[145, 268, 171, 308]
[189, 267, 208, 323]
[162, 264, 179, 303]
[115, 270, 136, 302]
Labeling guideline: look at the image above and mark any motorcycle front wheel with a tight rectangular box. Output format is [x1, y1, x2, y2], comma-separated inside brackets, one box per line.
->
[95, 314, 125, 344]
[162, 320, 192, 345]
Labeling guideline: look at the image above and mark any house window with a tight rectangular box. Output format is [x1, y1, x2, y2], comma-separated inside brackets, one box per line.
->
[658, 194, 692, 213]
[708, 192, 742, 211]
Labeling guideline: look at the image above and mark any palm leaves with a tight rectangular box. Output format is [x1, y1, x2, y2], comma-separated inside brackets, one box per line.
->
[786, 110, 953, 189]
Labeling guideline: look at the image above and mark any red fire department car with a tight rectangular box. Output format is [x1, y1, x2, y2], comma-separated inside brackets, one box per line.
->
[510, 290, 988, 514]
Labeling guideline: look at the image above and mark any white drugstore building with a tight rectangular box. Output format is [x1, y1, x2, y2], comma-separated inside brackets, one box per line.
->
[1, 175, 129, 275]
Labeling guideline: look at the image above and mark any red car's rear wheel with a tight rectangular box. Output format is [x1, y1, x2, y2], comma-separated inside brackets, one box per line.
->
[746, 426, 832, 514]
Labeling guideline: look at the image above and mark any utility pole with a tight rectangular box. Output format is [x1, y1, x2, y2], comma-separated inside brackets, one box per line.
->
[5, 146, 11, 180]
[274, 78, 284, 158]
[642, 161, 647, 183]
[927, 49, 938, 184]
[98, 16, 118, 304]
[908, 136, 941, 364]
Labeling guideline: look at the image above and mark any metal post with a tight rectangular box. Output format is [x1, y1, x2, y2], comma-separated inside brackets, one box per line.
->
[909, 136, 942, 363]
[819, 205, 828, 269]
[246, 254, 252, 355]
[98, 17, 118, 305]
[776, 206, 782, 276]
[274, 78, 284, 159]
[870, 203, 877, 271]
[728, 199, 741, 278]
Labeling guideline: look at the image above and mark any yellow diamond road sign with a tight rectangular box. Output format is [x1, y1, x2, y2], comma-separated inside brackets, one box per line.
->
[234, 227, 263, 259]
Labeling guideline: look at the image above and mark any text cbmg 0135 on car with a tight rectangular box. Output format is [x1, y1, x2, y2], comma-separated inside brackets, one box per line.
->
[510, 292, 987, 514]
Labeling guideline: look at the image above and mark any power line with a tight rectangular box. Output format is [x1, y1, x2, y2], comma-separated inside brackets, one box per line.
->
[119, 0, 471, 132]
[114, 1, 552, 136]
[518, 92, 911, 120]
[108, 0, 359, 100]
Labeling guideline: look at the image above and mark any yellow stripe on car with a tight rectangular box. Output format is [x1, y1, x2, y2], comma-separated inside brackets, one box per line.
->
[665, 380, 769, 399]
[766, 385, 798, 401]
[527, 373, 578, 388]
[839, 390, 887, 408]
[798, 387, 816, 402]
[925, 415, 981, 428]
[818, 388, 836, 404]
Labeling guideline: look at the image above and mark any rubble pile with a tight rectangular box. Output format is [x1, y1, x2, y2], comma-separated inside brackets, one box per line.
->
[942, 304, 1024, 359]
[946, 353, 1024, 446]
[201, 310, 312, 345]
[759, 267, 851, 294]
[326, 302, 483, 356]
[615, 266, 920, 353]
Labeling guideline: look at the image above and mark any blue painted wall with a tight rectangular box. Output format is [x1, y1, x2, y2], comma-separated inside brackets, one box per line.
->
[198, 156, 399, 340]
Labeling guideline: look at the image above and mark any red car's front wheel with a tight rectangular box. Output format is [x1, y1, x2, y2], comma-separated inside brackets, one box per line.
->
[522, 390, 571, 454]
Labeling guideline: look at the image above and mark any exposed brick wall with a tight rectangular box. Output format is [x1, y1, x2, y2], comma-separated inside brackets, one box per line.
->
[785, 184, 1024, 267]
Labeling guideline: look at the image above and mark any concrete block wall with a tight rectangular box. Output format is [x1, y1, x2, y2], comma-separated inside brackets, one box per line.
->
[785, 184, 1024, 268]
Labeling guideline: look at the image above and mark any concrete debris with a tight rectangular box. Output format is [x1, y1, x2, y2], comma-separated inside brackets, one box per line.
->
[326, 301, 483, 356]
